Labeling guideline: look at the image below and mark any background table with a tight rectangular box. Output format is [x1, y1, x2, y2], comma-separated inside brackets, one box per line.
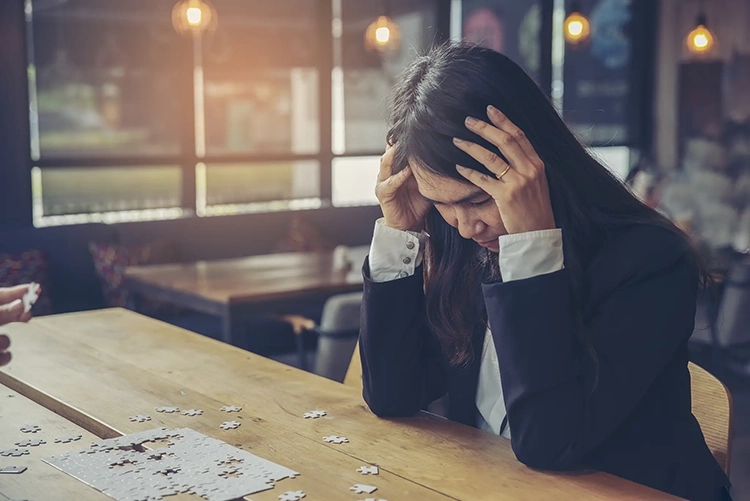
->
[124, 248, 367, 345]
[0, 309, 677, 500]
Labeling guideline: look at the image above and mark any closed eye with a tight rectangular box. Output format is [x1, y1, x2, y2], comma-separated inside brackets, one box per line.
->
[470, 198, 493, 207]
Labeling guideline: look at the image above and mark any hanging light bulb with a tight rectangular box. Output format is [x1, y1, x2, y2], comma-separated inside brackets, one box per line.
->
[685, 13, 717, 56]
[172, 0, 218, 37]
[564, 2, 591, 46]
[364, 15, 401, 55]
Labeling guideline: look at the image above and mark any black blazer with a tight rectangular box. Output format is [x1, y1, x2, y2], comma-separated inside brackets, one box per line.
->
[359, 224, 731, 500]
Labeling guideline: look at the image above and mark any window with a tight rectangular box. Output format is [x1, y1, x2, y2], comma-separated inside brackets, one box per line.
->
[201, 0, 320, 156]
[32, 166, 184, 226]
[20, 1, 449, 225]
[28, 0, 184, 158]
[332, 156, 380, 207]
[198, 161, 321, 216]
[335, 0, 440, 154]
[330, 0, 441, 208]
[461, 1, 543, 83]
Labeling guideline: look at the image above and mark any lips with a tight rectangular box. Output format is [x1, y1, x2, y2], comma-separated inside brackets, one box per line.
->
[476, 239, 498, 248]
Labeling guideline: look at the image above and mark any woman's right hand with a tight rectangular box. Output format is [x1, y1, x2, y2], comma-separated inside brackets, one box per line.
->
[375, 145, 431, 232]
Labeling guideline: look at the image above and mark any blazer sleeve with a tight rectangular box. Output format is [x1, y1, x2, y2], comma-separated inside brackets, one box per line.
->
[359, 259, 448, 417]
[482, 226, 698, 470]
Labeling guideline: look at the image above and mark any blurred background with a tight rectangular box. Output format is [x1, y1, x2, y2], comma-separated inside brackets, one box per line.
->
[0, 0, 749, 498]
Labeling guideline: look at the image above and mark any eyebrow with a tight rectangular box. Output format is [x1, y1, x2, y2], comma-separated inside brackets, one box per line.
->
[423, 191, 488, 206]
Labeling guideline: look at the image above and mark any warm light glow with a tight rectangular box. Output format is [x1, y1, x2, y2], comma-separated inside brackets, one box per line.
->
[567, 20, 583, 36]
[564, 11, 591, 45]
[172, 0, 217, 37]
[375, 26, 391, 45]
[186, 7, 202, 26]
[365, 16, 401, 54]
[686, 24, 716, 55]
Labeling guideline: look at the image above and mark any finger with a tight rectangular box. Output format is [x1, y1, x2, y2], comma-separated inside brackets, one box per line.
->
[453, 138, 515, 181]
[455, 165, 499, 196]
[0, 299, 24, 326]
[382, 165, 414, 194]
[464, 115, 532, 175]
[0, 284, 31, 304]
[0, 350, 11, 367]
[377, 146, 397, 183]
[486, 106, 543, 169]
[0, 334, 9, 351]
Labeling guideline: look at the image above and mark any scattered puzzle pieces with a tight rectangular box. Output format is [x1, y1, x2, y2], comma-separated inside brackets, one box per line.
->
[357, 465, 379, 475]
[182, 409, 203, 417]
[54, 435, 82, 444]
[129, 415, 152, 423]
[220, 406, 242, 413]
[19, 424, 40, 433]
[220, 421, 241, 430]
[0, 466, 27, 474]
[155, 406, 180, 413]
[278, 490, 306, 501]
[303, 410, 326, 419]
[1, 448, 30, 457]
[15, 438, 46, 447]
[350, 484, 377, 495]
[323, 435, 348, 444]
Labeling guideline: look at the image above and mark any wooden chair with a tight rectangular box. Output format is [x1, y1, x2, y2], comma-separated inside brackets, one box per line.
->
[344, 350, 732, 475]
[688, 362, 733, 475]
[344, 342, 362, 389]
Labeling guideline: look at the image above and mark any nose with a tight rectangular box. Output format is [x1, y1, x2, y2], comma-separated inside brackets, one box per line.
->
[456, 210, 486, 240]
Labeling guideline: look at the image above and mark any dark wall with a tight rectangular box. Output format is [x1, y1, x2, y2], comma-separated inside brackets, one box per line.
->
[115, 205, 383, 262]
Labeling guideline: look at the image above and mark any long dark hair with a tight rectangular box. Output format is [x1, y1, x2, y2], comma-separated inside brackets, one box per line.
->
[386, 43, 706, 366]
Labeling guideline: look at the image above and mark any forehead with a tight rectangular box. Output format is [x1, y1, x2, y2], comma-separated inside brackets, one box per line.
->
[411, 163, 482, 204]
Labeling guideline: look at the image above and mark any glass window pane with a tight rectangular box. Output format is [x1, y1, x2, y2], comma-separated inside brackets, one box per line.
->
[202, 1, 319, 156]
[33, 166, 182, 219]
[461, 1, 542, 82]
[332, 156, 379, 207]
[562, 0, 634, 146]
[589, 146, 631, 181]
[29, 1, 184, 158]
[337, 1, 439, 154]
[202, 161, 320, 209]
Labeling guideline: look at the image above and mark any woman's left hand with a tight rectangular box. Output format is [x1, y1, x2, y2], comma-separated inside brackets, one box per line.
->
[453, 105, 556, 235]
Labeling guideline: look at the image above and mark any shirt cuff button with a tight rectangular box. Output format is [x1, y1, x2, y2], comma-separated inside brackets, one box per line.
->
[402, 257, 412, 264]
[399, 271, 409, 278]
[406, 241, 415, 250]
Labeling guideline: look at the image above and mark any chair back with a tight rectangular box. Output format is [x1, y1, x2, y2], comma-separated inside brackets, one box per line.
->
[312, 292, 362, 382]
[689, 362, 732, 475]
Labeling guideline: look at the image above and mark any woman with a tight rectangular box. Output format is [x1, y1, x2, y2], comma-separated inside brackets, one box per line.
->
[360, 43, 731, 500]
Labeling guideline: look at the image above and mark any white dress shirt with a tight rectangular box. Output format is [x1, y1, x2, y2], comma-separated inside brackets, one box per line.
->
[368, 219, 564, 438]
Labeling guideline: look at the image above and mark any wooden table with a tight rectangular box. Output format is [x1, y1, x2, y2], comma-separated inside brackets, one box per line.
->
[124, 248, 367, 345]
[0, 309, 677, 500]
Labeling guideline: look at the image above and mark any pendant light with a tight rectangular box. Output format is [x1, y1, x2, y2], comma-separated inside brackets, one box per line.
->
[172, 0, 218, 37]
[564, 1, 591, 46]
[685, 1, 717, 56]
[364, 0, 401, 55]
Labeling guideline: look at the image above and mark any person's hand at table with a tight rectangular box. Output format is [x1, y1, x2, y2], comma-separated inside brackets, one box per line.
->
[0, 284, 38, 366]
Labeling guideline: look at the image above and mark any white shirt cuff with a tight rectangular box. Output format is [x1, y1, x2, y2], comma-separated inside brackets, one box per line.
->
[368, 219, 428, 282]
[497, 229, 564, 282]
